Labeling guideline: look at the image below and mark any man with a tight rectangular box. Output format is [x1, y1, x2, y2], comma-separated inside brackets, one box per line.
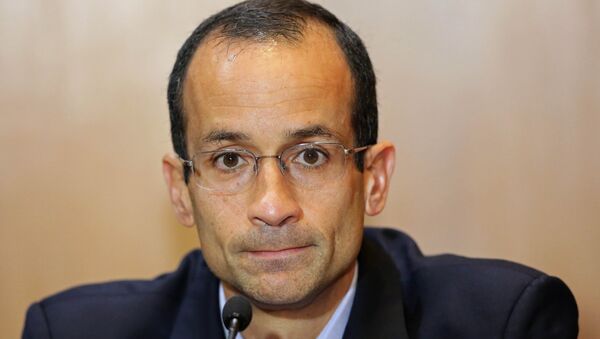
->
[23, 0, 578, 338]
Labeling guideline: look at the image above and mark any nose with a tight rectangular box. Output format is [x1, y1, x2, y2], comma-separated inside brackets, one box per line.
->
[246, 157, 303, 227]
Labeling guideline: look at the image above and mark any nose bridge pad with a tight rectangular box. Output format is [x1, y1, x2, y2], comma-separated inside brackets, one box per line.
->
[277, 155, 287, 175]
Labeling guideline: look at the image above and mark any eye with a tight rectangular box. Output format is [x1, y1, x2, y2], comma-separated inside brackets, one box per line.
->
[213, 151, 249, 171]
[293, 147, 329, 167]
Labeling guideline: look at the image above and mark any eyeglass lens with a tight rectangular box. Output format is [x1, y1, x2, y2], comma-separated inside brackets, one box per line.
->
[191, 143, 350, 193]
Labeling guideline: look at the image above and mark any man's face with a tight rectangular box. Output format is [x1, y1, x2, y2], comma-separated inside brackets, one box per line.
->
[181, 25, 366, 308]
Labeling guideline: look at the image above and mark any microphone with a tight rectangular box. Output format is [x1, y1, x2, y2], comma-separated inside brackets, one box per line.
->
[222, 295, 253, 339]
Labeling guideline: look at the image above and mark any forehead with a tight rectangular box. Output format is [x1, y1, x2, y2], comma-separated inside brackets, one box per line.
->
[182, 22, 354, 150]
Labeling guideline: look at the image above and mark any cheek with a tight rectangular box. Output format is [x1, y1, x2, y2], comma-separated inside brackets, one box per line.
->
[191, 193, 247, 248]
[333, 175, 365, 252]
[298, 173, 365, 240]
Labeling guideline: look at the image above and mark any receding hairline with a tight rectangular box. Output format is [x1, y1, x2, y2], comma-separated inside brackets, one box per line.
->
[187, 18, 346, 74]
[180, 20, 356, 155]
[181, 19, 355, 121]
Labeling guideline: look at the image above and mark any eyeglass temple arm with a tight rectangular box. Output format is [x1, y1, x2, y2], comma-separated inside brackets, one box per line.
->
[179, 156, 193, 168]
[345, 145, 371, 155]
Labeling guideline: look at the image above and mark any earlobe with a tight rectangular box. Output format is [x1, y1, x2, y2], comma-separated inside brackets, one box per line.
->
[363, 141, 396, 216]
[162, 153, 196, 227]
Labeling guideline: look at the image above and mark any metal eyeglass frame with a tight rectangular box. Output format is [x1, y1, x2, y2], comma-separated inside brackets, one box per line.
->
[180, 141, 371, 191]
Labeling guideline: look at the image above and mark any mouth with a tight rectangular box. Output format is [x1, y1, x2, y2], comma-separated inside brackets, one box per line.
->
[245, 245, 314, 259]
[237, 244, 317, 274]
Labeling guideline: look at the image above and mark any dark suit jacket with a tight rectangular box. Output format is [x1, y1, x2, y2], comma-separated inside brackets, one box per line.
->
[22, 228, 578, 339]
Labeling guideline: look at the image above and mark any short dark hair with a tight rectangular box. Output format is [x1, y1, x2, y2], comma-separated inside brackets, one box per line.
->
[167, 0, 377, 179]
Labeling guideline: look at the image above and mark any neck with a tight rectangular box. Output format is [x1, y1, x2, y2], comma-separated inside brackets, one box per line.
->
[223, 264, 356, 339]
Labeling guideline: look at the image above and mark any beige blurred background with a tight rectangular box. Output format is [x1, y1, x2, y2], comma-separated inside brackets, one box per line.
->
[1, 0, 598, 338]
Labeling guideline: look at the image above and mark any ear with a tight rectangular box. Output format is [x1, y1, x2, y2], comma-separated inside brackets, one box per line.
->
[363, 141, 396, 216]
[162, 153, 196, 227]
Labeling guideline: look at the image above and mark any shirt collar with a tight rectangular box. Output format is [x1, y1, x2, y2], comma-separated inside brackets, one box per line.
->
[219, 263, 359, 339]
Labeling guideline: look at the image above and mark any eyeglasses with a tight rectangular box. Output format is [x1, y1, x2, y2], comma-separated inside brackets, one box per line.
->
[181, 142, 370, 193]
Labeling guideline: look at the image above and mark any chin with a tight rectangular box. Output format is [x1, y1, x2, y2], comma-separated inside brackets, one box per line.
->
[240, 274, 324, 311]
[248, 288, 320, 311]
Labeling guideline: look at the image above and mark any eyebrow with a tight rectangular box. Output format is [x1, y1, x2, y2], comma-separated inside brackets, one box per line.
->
[285, 125, 341, 141]
[199, 124, 341, 145]
[201, 130, 251, 144]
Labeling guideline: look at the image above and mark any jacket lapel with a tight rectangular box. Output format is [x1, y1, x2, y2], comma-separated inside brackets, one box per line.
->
[170, 255, 225, 339]
[343, 236, 410, 339]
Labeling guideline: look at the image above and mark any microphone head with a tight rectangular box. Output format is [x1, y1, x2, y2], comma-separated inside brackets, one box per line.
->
[222, 295, 253, 332]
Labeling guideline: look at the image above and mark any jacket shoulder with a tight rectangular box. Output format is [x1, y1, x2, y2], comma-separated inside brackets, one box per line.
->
[364, 227, 578, 339]
[22, 250, 209, 339]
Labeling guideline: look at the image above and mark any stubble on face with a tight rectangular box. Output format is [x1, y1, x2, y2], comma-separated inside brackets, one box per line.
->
[226, 223, 328, 308]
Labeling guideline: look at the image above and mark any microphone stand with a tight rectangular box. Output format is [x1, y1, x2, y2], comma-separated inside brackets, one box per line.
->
[227, 317, 240, 339]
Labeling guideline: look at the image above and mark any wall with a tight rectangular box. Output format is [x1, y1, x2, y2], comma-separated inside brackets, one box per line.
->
[1, 1, 598, 337]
